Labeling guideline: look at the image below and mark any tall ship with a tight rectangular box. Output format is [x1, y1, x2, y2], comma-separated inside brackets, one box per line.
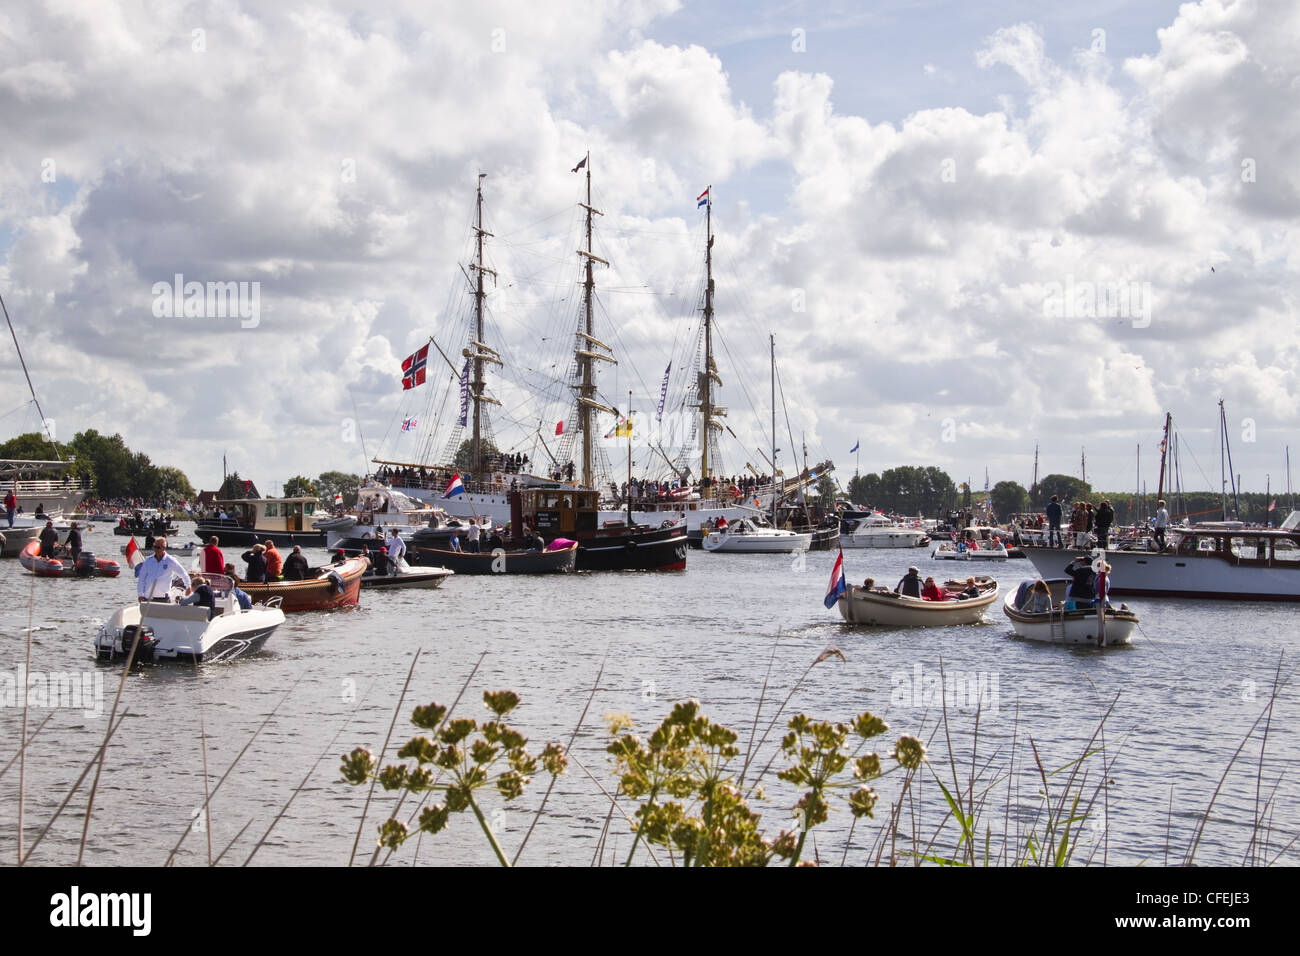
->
[372, 168, 686, 571]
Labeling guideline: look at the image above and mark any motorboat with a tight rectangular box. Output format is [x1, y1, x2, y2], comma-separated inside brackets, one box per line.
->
[0, 525, 39, 558]
[700, 517, 811, 553]
[840, 513, 930, 549]
[931, 540, 1010, 561]
[361, 560, 454, 589]
[19, 540, 121, 577]
[95, 574, 285, 663]
[313, 480, 454, 550]
[232, 556, 369, 611]
[836, 576, 999, 626]
[194, 495, 326, 548]
[1003, 578, 1137, 646]
[1021, 524, 1300, 601]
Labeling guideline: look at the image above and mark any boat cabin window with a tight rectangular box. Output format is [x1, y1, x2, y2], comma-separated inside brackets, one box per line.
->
[1272, 538, 1300, 562]
[1230, 537, 1267, 560]
[265, 503, 280, 518]
[304, 502, 315, 515]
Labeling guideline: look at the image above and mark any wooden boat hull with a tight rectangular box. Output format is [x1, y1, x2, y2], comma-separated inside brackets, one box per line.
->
[837, 582, 998, 626]
[234, 557, 367, 610]
[19, 541, 121, 577]
[406, 541, 578, 574]
[571, 524, 689, 571]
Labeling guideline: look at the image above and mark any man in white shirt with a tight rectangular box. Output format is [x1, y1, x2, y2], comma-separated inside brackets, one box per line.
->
[1153, 499, 1171, 552]
[467, 518, 481, 553]
[137, 538, 192, 601]
[384, 528, 406, 573]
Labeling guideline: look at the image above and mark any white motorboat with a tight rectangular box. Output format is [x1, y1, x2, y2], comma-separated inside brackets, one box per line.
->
[314, 481, 452, 550]
[700, 517, 811, 553]
[1003, 578, 1137, 646]
[360, 560, 454, 589]
[931, 541, 1009, 561]
[1022, 520, 1300, 601]
[836, 576, 999, 626]
[840, 513, 929, 549]
[94, 574, 285, 664]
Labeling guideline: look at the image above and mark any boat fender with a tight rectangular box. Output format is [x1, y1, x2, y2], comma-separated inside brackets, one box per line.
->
[625, 538, 638, 551]
[660, 519, 675, 529]
[326, 570, 346, 594]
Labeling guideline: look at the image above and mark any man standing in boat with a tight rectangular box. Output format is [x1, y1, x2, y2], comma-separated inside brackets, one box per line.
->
[384, 527, 405, 573]
[1153, 499, 1171, 552]
[4, 483, 15, 528]
[1046, 495, 1063, 548]
[137, 538, 191, 602]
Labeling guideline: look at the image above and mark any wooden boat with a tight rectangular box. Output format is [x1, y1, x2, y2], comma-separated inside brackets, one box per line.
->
[1003, 579, 1137, 646]
[120, 541, 198, 556]
[406, 540, 578, 575]
[837, 576, 999, 626]
[19, 540, 121, 577]
[95, 574, 285, 664]
[233, 556, 368, 610]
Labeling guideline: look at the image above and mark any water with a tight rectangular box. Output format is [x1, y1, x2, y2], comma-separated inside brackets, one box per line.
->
[2, 522, 1296, 866]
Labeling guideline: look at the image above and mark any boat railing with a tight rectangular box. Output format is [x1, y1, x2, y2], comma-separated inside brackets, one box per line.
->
[15, 478, 89, 494]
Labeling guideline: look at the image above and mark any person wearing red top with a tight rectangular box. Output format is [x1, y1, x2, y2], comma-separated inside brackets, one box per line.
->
[201, 536, 225, 573]
[264, 539, 283, 579]
[921, 577, 945, 602]
[4, 484, 16, 527]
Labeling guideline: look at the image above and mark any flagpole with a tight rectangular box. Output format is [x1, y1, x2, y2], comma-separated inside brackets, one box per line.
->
[627, 390, 633, 528]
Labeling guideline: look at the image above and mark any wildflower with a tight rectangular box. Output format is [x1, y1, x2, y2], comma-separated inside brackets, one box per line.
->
[892, 735, 927, 770]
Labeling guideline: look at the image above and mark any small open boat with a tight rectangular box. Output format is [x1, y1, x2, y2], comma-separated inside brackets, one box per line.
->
[1003, 578, 1137, 646]
[119, 541, 198, 556]
[406, 540, 578, 575]
[233, 556, 368, 611]
[95, 574, 285, 664]
[931, 540, 1009, 561]
[837, 576, 999, 626]
[19, 540, 121, 577]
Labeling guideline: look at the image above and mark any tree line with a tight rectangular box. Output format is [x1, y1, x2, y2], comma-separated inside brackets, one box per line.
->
[0, 430, 194, 503]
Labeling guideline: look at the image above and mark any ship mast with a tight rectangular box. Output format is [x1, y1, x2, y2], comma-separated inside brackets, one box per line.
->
[573, 153, 616, 489]
[770, 333, 777, 527]
[467, 173, 500, 476]
[699, 188, 719, 486]
[1155, 411, 1171, 500]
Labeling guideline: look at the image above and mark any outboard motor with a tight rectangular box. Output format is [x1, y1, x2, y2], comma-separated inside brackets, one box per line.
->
[74, 551, 96, 577]
[121, 624, 158, 664]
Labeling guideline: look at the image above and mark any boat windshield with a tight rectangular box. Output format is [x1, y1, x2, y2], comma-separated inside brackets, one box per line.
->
[193, 573, 234, 595]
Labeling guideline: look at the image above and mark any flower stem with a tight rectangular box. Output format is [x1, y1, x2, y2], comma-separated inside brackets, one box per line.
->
[466, 791, 510, 867]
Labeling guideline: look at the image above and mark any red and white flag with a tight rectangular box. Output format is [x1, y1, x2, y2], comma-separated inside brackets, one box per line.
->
[1269, 499, 1277, 511]
[124, 537, 144, 569]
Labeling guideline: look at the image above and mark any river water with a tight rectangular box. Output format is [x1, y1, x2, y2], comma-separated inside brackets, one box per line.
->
[1, 522, 1296, 867]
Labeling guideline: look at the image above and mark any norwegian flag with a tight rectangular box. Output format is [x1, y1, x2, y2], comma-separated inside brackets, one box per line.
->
[401, 345, 429, 390]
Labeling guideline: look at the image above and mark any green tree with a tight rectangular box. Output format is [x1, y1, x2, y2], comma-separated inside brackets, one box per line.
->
[317, 471, 363, 508]
[990, 481, 1029, 521]
[155, 466, 196, 502]
[1031, 473, 1092, 509]
[0, 431, 63, 461]
[283, 475, 317, 497]
[68, 430, 136, 499]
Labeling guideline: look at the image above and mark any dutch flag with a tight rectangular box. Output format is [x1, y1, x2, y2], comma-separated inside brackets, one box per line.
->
[443, 474, 465, 499]
[824, 550, 847, 609]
